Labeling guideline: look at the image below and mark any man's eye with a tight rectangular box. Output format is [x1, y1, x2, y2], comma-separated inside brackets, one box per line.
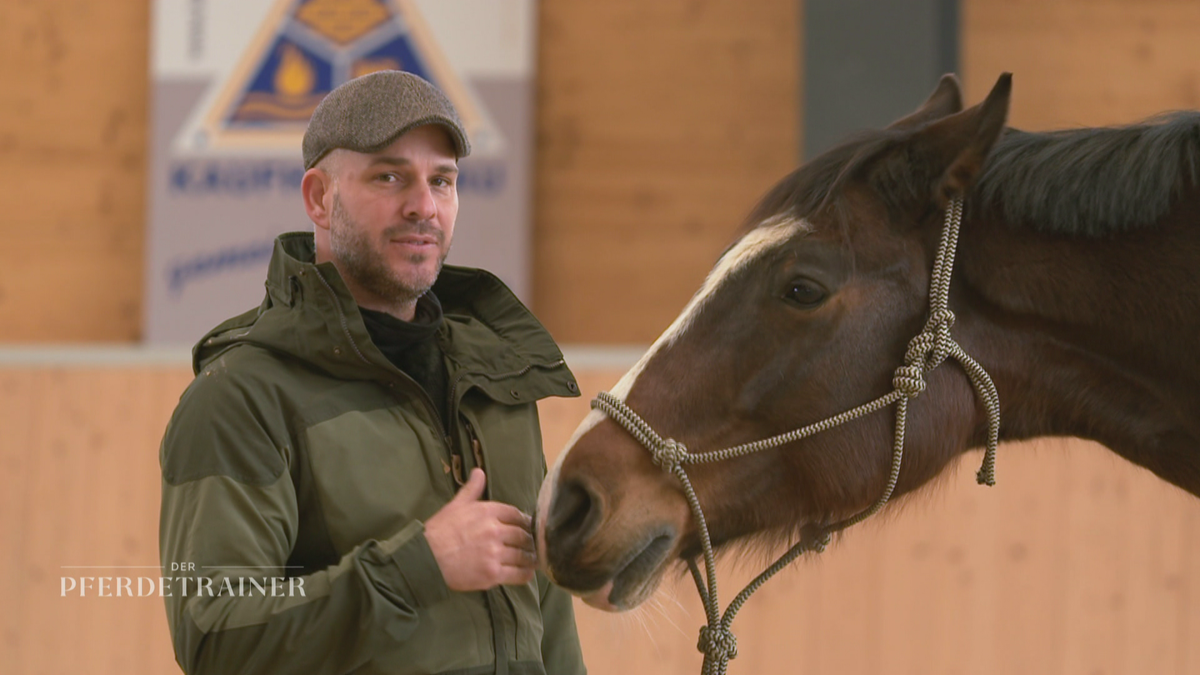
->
[377, 173, 397, 183]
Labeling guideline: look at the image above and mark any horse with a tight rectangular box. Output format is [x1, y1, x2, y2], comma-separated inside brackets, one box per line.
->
[534, 73, 1200, 620]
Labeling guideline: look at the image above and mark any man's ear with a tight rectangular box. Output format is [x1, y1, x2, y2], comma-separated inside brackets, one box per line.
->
[302, 167, 335, 231]
[886, 73, 965, 131]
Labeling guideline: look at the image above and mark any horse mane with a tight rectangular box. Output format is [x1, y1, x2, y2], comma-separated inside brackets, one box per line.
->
[748, 111, 1200, 238]
[742, 133, 900, 229]
[973, 112, 1200, 236]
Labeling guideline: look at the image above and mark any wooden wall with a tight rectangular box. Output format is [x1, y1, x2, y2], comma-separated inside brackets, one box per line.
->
[5, 0, 1200, 343]
[532, 0, 800, 343]
[2, 364, 1197, 675]
[0, 0, 798, 344]
[5, 1, 1200, 670]
[963, 0, 1200, 129]
[0, 0, 149, 341]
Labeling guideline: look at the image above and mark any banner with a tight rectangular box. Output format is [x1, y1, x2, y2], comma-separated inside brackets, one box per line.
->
[145, 0, 536, 343]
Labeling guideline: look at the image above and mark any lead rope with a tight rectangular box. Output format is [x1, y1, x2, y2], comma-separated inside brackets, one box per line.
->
[590, 196, 1002, 675]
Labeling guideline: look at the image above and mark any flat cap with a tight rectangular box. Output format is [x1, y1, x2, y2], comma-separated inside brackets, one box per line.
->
[302, 70, 471, 169]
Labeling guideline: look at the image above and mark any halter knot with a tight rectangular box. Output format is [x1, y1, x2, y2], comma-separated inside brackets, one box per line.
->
[803, 526, 833, 553]
[698, 625, 738, 661]
[892, 364, 926, 398]
[652, 438, 689, 471]
[904, 307, 958, 373]
[926, 307, 957, 364]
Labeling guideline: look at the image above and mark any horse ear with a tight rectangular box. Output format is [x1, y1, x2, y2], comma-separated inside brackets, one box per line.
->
[886, 73, 965, 130]
[908, 72, 1012, 205]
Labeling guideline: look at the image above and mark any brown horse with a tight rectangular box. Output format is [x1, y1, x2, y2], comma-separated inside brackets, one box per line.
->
[535, 73, 1200, 613]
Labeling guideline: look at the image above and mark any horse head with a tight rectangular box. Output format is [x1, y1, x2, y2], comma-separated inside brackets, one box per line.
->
[536, 73, 1013, 610]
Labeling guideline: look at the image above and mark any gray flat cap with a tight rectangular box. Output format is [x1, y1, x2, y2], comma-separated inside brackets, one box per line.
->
[302, 70, 470, 169]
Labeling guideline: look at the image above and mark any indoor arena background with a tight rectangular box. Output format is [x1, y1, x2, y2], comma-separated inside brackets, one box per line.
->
[3, 1, 1200, 674]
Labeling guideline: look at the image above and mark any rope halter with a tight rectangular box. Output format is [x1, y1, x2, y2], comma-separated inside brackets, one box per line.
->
[589, 197, 1002, 675]
[653, 438, 690, 472]
[697, 625, 738, 662]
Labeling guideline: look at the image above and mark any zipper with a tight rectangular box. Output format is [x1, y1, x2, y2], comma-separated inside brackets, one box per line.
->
[388, 359, 568, 491]
[442, 359, 565, 488]
[463, 416, 485, 472]
[377, 362, 460, 489]
[445, 369, 470, 487]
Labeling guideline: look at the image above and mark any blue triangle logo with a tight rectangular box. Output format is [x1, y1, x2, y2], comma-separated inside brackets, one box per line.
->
[177, 0, 500, 157]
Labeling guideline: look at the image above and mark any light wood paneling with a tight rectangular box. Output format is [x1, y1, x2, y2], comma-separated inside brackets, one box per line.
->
[3, 365, 1196, 675]
[532, 0, 801, 343]
[0, 0, 148, 341]
[0, 0, 798, 344]
[963, 0, 1200, 129]
[8, 0, 1200, 343]
[0, 367, 192, 673]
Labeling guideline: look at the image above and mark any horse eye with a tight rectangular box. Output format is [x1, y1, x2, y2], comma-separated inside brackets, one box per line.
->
[782, 279, 828, 308]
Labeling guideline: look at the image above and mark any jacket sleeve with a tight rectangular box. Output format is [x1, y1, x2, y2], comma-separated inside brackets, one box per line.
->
[159, 371, 451, 675]
[537, 572, 587, 673]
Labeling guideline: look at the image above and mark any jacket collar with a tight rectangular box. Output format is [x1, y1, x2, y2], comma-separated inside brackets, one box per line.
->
[192, 232, 577, 402]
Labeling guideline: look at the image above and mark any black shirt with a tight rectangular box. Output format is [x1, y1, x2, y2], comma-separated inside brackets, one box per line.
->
[360, 293, 449, 427]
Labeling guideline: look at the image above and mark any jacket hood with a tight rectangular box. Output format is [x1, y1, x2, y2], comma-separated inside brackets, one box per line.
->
[192, 232, 577, 402]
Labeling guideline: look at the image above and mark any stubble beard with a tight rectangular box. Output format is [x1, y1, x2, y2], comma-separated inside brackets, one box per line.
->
[328, 193, 448, 307]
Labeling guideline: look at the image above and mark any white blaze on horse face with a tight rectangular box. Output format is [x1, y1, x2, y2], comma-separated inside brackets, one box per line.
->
[537, 213, 809, 576]
[562, 214, 808, 451]
[609, 213, 811, 400]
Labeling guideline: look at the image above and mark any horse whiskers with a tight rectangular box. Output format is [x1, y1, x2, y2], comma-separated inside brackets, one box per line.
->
[660, 584, 689, 615]
[644, 590, 689, 639]
[621, 602, 660, 653]
[626, 594, 695, 657]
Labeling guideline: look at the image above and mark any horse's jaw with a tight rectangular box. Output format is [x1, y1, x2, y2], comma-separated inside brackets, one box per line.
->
[536, 415, 690, 611]
[576, 529, 676, 611]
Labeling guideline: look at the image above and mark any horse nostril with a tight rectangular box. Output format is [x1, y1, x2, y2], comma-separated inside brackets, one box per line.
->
[547, 479, 602, 547]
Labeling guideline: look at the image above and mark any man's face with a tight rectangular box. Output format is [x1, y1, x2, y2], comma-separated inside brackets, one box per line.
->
[323, 125, 459, 307]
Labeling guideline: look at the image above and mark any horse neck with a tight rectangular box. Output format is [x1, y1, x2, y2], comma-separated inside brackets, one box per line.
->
[954, 189, 1200, 495]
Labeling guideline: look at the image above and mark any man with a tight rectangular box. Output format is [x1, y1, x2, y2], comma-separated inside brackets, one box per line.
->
[159, 71, 587, 675]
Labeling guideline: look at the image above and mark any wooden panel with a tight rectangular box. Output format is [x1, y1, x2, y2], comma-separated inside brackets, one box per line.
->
[963, 0, 1200, 130]
[0, 0, 148, 341]
[532, 0, 801, 343]
[9, 0, 1200, 344]
[1, 364, 1198, 674]
[0, 0, 797, 344]
[0, 367, 192, 672]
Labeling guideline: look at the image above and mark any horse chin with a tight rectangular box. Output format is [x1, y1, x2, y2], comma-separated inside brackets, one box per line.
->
[604, 528, 681, 607]
[584, 572, 663, 612]
[581, 582, 618, 611]
[599, 529, 676, 610]
[545, 522, 678, 612]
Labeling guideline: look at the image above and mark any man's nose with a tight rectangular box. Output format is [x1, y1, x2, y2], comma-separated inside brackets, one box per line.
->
[403, 183, 438, 221]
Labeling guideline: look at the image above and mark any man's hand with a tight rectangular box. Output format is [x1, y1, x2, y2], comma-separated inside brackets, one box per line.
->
[424, 468, 537, 591]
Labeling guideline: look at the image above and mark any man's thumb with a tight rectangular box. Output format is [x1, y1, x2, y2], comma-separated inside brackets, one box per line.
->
[454, 468, 487, 502]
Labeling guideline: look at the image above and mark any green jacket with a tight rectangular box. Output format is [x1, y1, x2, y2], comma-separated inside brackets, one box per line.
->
[159, 233, 586, 675]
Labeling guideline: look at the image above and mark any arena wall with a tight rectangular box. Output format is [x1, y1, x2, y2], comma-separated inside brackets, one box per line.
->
[4, 0, 1200, 343]
[3, 0, 1200, 673]
[2, 360, 1198, 675]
